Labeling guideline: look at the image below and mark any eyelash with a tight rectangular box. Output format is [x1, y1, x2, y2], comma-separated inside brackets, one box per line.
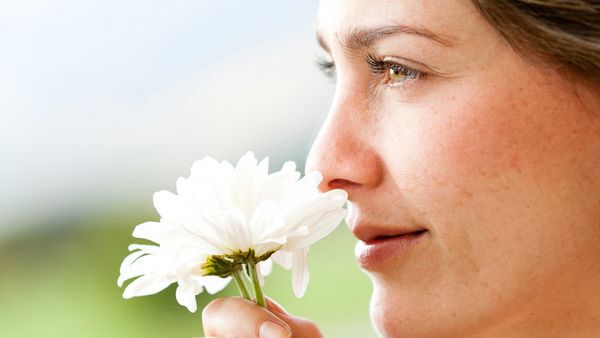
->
[316, 54, 424, 86]
[316, 56, 336, 78]
[365, 54, 423, 85]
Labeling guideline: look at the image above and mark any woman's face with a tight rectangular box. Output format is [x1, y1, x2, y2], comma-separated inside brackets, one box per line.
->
[307, 0, 600, 336]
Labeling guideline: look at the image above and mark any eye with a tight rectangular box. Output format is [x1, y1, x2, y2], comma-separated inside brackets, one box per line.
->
[315, 55, 336, 79]
[365, 54, 423, 86]
[388, 63, 419, 84]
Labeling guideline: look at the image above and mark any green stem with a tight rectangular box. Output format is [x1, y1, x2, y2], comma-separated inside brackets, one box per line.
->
[231, 266, 252, 301]
[248, 261, 266, 307]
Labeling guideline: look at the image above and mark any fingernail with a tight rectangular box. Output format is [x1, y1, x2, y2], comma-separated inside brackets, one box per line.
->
[259, 321, 291, 338]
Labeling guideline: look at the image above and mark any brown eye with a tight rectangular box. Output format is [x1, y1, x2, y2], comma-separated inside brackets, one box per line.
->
[365, 54, 423, 86]
[387, 63, 418, 84]
[389, 67, 408, 83]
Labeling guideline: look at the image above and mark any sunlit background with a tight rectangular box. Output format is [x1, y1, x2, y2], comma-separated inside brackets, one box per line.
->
[0, 1, 376, 337]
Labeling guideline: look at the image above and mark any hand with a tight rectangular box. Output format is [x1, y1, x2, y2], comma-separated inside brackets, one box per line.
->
[202, 296, 323, 338]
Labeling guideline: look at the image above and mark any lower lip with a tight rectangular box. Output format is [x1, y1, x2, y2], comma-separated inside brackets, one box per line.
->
[355, 231, 428, 269]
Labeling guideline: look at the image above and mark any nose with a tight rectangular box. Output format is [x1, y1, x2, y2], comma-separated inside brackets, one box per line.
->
[305, 86, 383, 196]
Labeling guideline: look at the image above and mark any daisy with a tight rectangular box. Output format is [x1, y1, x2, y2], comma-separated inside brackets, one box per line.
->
[118, 152, 347, 312]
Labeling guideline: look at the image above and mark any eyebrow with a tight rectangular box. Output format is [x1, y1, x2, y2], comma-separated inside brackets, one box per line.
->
[317, 24, 457, 52]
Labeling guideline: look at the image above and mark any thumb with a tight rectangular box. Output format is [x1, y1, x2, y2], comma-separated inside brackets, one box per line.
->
[265, 297, 323, 338]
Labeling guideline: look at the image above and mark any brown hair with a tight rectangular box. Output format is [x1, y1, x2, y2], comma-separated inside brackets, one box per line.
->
[472, 1, 600, 87]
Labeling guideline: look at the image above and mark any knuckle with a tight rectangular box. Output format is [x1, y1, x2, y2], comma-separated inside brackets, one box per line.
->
[202, 297, 252, 325]
[202, 297, 226, 319]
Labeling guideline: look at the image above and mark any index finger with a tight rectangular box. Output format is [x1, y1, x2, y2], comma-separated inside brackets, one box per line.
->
[202, 297, 292, 338]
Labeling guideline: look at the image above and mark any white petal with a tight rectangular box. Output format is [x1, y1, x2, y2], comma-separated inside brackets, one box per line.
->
[271, 250, 293, 270]
[282, 193, 341, 232]
[238, 151, 257, 166]
[257, 259, 273, 286]
[232, 152, 262, 220]
[280, 161, 297, 174]
[324, 188, 348, 203]
[123, 274, 172, 299]
[252, 241, 286, 259]
[291, 248, 309, 297]
[118, 253, 158, 286]
[176, 280, 198, 313]
[258, 156, 269, 176]
[119, 245, 161, 280]
[128, 244, 158, 253]
[194, 211, 242, 253]
[260, 161, 299, 201]
[284, 209, 347, 251]
[191, 156, 221, 174]
[250, 201, 285, 248]
[153, 190, 181, 221]
[176, 177, 188, 196]
[260, 259, 273, 276]
[210, 208, 251, 252]
[132, 221, 170, 243]
[119, 248, 148, 272]
[199, 275, 232, 294]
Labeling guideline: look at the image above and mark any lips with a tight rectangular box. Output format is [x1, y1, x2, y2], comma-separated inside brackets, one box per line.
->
[352, 224, 428, 269]
[352, 223, 427, 243]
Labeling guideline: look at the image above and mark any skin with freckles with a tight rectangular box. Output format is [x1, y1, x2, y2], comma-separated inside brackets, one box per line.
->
[202, 0, 600, 336]
[307, 0, 600, 336]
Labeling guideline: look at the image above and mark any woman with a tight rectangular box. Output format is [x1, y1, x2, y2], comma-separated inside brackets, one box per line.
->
[203, 0, 600, 336]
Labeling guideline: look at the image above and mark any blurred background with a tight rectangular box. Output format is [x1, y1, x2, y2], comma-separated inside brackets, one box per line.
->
[0, 0, 376, 337]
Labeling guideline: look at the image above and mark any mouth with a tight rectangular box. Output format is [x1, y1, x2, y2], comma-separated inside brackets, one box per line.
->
[363, 229, 428, 244]
[354, 228, 429, 270]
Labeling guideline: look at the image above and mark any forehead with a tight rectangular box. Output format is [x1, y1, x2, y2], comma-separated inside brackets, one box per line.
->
[317, 0, 481, 47]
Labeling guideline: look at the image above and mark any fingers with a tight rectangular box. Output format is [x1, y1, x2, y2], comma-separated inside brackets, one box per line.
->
[202, 297, 292, 338]
[265, 298, 323, 338]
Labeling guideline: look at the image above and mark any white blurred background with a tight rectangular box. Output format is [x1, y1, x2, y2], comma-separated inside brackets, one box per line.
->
[1, 0, 335, 238]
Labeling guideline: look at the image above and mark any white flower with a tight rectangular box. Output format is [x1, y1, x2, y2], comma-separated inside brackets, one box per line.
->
[118, 152, 347, 312]
[117, 222, 230, 312]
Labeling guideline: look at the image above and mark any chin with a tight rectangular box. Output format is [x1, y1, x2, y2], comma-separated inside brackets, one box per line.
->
[370, 285, 420, 337]
[369, 282, 446, 338]
[369, 279, 495, 337]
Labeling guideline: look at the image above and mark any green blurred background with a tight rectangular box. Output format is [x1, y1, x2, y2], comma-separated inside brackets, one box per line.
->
[0, 0, 376, 337]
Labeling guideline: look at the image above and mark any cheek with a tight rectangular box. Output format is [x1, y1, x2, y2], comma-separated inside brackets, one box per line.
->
[381, 87, 532, 215]
[379, 74, 594, 280]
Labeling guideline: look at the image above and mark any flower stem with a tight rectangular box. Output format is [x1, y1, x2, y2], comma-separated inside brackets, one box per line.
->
[248, 261, 266, 307]
[232, 266, 252, 301]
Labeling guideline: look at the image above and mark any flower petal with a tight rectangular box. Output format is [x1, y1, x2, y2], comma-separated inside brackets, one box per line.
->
[122, 273, 171, 299]
[257, 259, 273, 286]
[284, 209, 347, 251]
[200, 275, 232, 294]
[176, 280, 198, 313]
[250, 201, 287, 254]
[271, 250, 293, 270]
[132, 221, 171, 243]
[203, 207, 251, 252]
[291, 248, 309, 297]
[127, 244, 159, 252]
[117, 249, 148, 286]
[119, 254, 150, 286]
[232, 152, 263, 221]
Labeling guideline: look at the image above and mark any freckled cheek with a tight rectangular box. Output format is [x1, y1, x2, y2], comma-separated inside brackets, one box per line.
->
[382, 97, 537, 217]
[384, 90, 543, 236]
[427, 116, 517, 181]
[380, 100, 538, 284]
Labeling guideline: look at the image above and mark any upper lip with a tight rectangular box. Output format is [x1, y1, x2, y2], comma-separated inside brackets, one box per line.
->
[351, 223, 427, 243]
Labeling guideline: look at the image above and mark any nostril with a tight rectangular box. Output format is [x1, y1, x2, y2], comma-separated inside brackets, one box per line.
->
[328, 178, 358, 190]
